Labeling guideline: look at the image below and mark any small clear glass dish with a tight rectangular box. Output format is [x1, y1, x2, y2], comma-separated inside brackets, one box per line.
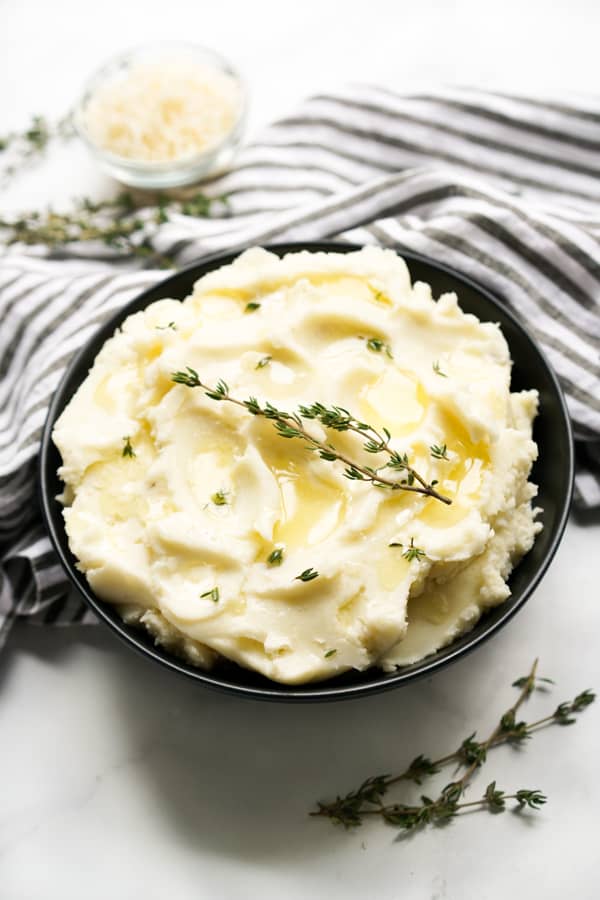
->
[73, 42, 248, 189]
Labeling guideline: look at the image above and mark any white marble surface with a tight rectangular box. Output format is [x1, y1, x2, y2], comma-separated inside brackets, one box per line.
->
[1, 1, 600, 897]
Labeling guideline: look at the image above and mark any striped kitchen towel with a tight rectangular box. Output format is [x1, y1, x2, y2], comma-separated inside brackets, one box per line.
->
[1, 85, 599, 647]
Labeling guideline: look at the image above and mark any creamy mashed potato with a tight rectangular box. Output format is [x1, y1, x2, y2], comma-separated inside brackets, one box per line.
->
[53, 247, 541, 684]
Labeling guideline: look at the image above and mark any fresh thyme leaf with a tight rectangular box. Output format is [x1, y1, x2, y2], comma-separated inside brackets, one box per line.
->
[122, 436, 135, 458]
[554, 702, 577, 725]
[573, 689, 595, 709]
[154, 200, 169, 225]
[200, 587, 220, 603]
[365, 337, 393, 358]
[513, 674, 556, 690]
[295, 568, 319, 582]
[245, 302, 261, 312]
[399, 537, 426, 562]
[515, 789, 547, 809]
[432, 360, 447, 377]
[484, 781, 506, 812]
[386, 451, 410, 472]
[324, 649, 337, 658]
[459, 733, 487, 766]
[267, 548, 284, 566]
[244, 396, 261, 415]
[204, 379, 229, 401]
[256, 355, 272, 369]
[172, 367, 201, 388]
[315, 775, 389, 828]
[405, 755, 440, 784]
[156, 321, 177, 331]
[180, 193, 213, 217]
[430, 443, 449, 460]
[312, 660, 594, 838]
[500, 710, 516, 731]
[211, 490, 228, 506]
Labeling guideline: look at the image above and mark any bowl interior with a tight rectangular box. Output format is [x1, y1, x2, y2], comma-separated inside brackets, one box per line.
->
[39, 242, 573, 701]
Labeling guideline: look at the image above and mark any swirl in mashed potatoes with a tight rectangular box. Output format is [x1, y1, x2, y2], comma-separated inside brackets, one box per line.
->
[53, 247, 541, 684]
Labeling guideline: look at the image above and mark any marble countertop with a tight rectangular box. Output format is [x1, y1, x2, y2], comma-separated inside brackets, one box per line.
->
[1, 1, 599, 896]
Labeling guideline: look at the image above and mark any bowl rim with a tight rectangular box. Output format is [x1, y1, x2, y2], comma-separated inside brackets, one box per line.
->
[38, 242, 574, 702]
[73, 40, 248, 173]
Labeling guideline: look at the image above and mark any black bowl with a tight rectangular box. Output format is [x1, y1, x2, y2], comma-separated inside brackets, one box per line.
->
[39, 242, 573, 701]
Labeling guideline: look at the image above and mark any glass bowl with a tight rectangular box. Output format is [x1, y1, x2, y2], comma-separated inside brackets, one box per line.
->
[73, 42, 248, 189]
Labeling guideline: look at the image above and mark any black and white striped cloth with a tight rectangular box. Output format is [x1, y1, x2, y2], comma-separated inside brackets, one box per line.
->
[1, 86, 599, 649]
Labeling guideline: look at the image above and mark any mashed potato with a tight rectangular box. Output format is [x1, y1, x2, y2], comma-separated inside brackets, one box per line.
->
[53, 247, 541, 684]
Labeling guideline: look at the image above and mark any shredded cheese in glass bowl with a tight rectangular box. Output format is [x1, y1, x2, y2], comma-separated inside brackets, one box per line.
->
[74, 43, 247, 188]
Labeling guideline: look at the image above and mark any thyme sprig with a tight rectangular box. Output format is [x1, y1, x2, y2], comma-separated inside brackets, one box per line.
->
[0, 114, 73, 184]
[389, 537, 426, 562]
[170, 369, 451, 505]
[312, 660, 595, 833]
[0, 191, 228, 266]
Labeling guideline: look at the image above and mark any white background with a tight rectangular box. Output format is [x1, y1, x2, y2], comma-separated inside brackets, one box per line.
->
[1, 1, 600, 897]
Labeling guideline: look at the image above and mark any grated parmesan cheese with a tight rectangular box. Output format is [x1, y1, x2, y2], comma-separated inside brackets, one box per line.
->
[83, 58, 242, 163]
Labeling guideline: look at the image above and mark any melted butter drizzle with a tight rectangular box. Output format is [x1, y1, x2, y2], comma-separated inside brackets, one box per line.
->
[419, 408, 489, 528]
[273, 461, 346, 549]
[253, 427, 346, 549]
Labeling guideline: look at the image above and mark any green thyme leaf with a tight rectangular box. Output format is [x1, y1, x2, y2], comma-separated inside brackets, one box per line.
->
[365, 336, 393, 358]
[515, 789, 547, 810]
[172, 367, 201, 388]
[267, 548, 284, 566]
[398, 537, 426, 562]
[295, 568, 319, 582]
[430, 443, 449, 460]
[122, 436, 135, 458]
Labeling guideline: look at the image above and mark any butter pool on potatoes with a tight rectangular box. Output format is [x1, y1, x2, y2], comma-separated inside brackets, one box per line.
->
[53, 247, 541, 684]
